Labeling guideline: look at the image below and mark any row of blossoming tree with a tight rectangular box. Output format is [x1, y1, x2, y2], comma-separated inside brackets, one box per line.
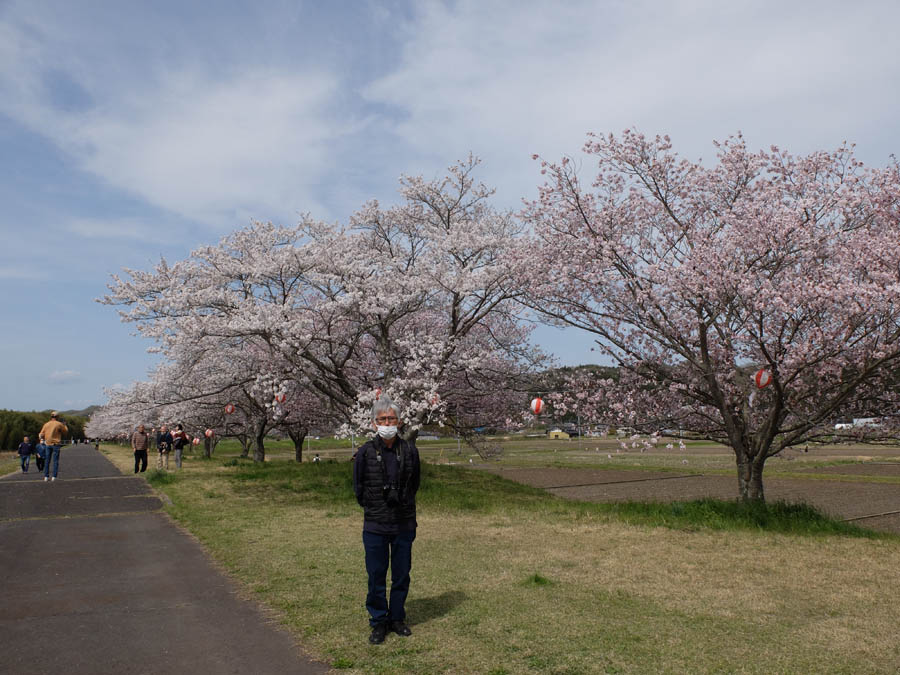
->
[88, 157, 545, 462]
[88, 133, 900, 501]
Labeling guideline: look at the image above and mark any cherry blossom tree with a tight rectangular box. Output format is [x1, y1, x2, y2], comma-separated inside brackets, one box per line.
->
[148, 339, 328, 462]
[101, 158, 544, 458]
[85, 387, 145, 442]
[99, 222, 350, 459]
[524, 130, 900, 501]
[87, 327, 314, 461]
[271, 377, 337, 462]
[292, 155, 544, 436]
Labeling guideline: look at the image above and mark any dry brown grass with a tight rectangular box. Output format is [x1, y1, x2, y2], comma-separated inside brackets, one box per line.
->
[0, 451, 20, 476]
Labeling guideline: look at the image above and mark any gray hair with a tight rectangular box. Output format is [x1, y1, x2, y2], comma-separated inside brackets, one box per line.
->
[372, 395, 400, 421]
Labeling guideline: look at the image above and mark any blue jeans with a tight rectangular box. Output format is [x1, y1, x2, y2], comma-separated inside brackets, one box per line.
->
[363, 529, 416, 627]
[20, 454, 30, 471]
[43, 445, 61, 478]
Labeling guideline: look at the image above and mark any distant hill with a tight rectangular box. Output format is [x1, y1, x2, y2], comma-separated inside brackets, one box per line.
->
[535, 364, 619, 390]
[60, 405, 101, 418]
[5, 405, 99, 418]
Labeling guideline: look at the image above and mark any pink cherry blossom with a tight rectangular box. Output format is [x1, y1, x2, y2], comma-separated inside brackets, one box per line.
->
[522, 130, 900, 501]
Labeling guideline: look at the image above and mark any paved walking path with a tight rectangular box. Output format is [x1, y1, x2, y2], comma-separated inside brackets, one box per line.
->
[0, 445, 329, 675]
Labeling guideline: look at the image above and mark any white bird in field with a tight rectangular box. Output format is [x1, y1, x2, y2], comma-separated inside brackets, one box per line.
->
[682, 459, 688, 464]
[607, 454, 612, 459]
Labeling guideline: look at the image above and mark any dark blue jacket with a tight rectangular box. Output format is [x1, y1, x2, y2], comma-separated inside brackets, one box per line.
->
[156, 431, 174, 451]
[17, 441, 34, 457]
[353, 435, 420, 534]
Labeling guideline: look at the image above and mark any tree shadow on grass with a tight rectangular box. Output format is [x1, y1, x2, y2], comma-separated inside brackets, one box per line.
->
[406, 590, 467, 626]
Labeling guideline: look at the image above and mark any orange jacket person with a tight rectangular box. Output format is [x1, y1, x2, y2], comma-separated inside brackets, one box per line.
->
[39, 411, 68, 482]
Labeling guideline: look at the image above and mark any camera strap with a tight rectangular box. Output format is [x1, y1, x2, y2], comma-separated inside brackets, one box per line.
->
[375, 448, 387, 486]
[374, 440, 405, 486]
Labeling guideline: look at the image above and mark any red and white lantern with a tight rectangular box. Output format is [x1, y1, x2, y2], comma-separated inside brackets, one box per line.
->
[754, 369, 772, 389]
[530, 397, 543, 415]
[204, 428, 214, 438]
[275, 393, 286, 404]
[224, 403, 235, 414]
[192, 437, 200, 446]
[375, 387, 382, 400]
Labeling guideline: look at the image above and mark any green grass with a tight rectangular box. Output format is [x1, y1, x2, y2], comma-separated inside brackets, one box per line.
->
[212, 458, 884, 544]
[214, 459, 875, 536]
[146, 468, 179, 485]
[601, 498, 881, 537]
[521, 572, 555, 587]
[221, 459, 554, 513]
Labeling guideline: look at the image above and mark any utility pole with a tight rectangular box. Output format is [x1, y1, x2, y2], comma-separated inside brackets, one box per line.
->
[578, 413, 582, 451]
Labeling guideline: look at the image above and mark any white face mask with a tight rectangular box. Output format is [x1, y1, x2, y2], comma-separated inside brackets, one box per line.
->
[376, 425, 398, 440]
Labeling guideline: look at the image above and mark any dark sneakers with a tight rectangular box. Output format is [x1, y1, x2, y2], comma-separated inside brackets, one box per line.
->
[390, 621, 412, 637]
[369, 621, 412, 643]
[369, 622, 388, 644]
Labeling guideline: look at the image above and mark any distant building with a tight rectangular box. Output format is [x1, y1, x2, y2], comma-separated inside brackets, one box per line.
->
[548, 429, 570, 440]
[834, 418, 880, 430]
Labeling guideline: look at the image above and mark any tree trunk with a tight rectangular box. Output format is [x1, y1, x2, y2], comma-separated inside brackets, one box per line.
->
[287, 427, 308, 463]
[204, 436, 213, 459]
[736, 455, 766, 502]
[239, 436, 251, 458]
[253, 422, 266, 463]
[294, 433, 306, 463]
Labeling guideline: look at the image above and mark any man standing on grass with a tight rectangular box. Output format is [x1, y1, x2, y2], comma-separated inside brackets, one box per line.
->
[39, 411, 68, 482]
[156, 424, 173, 470]
[131, 424, 150, 473]
[352, 396, 421, 645]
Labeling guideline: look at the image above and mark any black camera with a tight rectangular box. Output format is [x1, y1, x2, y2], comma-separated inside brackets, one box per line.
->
[383, 484, 401, 507]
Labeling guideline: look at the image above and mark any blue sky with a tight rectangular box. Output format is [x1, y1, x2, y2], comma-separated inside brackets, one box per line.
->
[2, 0, 899, 411]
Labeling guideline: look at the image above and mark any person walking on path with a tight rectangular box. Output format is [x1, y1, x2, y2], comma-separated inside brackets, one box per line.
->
[17, 435, 34, 473]
[39, 411, 68, 482]
[156, 424, 173, 470]
[34, 438, 48, 472]
[171, 424, 188, 469]
[131, 424, 150, 473]
[352, 396, 421, 645]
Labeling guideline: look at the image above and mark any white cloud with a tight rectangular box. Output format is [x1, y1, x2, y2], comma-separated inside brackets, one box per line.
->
[67, 68, 348, 225]
[4, 0, 899, 227]
[48, 369, 82, 384]
[66, 217, 178, 243]
[362, 0, 900, 207]
[0, 214, 185, 279]
[0, 5, 360, 227]
[0, 264, 46, 280]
